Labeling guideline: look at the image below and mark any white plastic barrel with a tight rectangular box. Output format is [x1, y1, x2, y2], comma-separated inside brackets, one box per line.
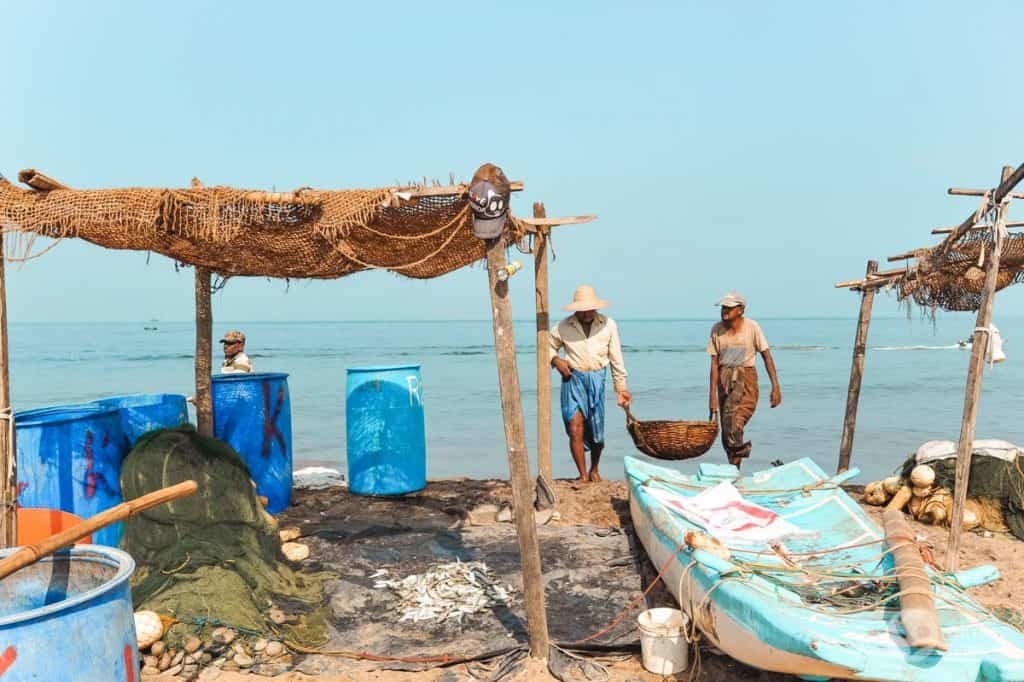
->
[637, 607, 689, 675]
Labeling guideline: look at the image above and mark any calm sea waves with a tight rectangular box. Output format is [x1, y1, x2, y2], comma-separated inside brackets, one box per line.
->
[10, 316, 1024, 482]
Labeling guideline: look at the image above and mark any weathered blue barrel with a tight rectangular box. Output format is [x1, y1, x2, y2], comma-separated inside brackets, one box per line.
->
[0, 545, 138, 681]
[94, 393, 189, 446]
[211, 372, 293, 513]
[346, 365, 426, 495]
[14, 405, 130, 547]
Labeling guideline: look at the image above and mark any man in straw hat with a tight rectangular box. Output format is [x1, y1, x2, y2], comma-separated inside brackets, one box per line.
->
[550, 285, 631, 483]
[707, 292, 781, 467]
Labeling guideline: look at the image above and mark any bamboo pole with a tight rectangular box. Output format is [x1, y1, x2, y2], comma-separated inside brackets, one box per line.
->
[837, 260, 878, 474]
[946, 165, 1013, 571]
[0, 480, 198, 580]
[948, 187, 1024, 199]
[194, 267, 214, 437]
[534, 203, 553, 484]
[0, 229, 14, 548]
[486, 236, 550, 658]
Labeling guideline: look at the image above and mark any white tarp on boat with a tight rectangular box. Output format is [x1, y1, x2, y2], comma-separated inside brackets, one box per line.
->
[643, 481, 808, 545]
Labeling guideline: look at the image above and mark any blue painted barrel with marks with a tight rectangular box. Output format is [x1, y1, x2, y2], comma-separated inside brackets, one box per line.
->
[15, 405, 130, 547]
[0, 545, 138, 681]
[346, 364, 426, 496]
[94, 393, 189, 446]
[211, 372, 292, 513]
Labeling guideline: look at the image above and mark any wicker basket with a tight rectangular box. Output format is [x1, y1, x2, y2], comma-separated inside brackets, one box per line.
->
[625, 407, 719, 461]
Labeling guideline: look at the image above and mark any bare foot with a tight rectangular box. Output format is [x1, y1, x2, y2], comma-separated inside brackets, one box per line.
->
[589, 470, 602, 482]
[573, 475, 590, 486]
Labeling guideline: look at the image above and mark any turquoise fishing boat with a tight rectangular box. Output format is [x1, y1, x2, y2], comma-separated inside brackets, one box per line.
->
[626, 455, 1024, 681]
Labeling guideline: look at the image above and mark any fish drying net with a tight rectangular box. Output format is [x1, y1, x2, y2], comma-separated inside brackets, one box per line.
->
[0, 171, 526, 280]
[120, 425, 332, 648]
[900, 451, 1024, 541]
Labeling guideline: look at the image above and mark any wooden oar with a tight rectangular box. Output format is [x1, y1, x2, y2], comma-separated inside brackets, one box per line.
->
[0, 480, 198, 581]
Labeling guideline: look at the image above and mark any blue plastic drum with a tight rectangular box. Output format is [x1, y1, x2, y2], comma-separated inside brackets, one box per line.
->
[211, 372, 293, 513]
[15, 405, 130, 547]
[94, 393, 189, 446]
[0, 545, 138, 681]
[346, 365, 426, 496]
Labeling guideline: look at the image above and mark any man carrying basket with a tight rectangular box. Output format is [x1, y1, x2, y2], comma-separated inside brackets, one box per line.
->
[550, 285, 632, 483]
[708, 292, 782, 467]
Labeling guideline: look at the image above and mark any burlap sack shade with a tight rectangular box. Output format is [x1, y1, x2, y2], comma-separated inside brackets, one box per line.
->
[0, 169, 526, 279]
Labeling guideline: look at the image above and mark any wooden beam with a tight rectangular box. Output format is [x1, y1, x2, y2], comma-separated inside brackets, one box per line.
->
[946, 165, 1013, 572]
[194, 267, 214, 437]
[17, 169, 70, 192]
[399, 181, 524, 198]
[485, 236, 550, 658]
[932, 220, 1024, 235]
[837, 260, 878, 474]
[534, 203, 553, 484]
[948, 187, 1024, 199]
[518, 215, 597, 227]
[941, 163, 1024, 246]
[834, 266, 909, 289]
[0, 229, 14, 548]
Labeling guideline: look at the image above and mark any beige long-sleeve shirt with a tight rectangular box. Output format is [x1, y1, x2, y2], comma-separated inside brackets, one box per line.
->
[549, 314, 628, 392]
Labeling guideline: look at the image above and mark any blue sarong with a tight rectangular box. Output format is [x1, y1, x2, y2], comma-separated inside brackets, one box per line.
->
[560, 367, 607, 451]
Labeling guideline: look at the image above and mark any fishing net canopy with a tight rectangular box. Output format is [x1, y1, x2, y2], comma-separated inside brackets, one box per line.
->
[120, 425, 332, 647]
[898, 230, 1024, 312]
[0, 168, 527, 280]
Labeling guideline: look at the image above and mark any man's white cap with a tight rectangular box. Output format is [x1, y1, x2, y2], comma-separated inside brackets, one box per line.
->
[716, 292, 746, 308]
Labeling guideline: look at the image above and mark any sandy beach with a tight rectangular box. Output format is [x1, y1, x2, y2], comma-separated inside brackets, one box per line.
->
[135, 476, 1024, 682]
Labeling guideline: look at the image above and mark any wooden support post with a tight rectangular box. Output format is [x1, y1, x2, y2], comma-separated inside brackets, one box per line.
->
[194, 267, 214, 437]
[486, 236, 550, 658]
[946, 166, 1013, 571]
[0, 231, 14, 548]
[837, 260, 878, 474]
[534, 202, 553, 484]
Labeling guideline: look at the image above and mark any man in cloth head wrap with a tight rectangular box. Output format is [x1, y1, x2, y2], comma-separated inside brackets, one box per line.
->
[707, 293, 782, 467]
[550, 285, 631, 482]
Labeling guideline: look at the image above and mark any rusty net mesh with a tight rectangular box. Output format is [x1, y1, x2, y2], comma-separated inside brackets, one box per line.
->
[0, 170, 523, 279]
[898, 222, 1024, 312]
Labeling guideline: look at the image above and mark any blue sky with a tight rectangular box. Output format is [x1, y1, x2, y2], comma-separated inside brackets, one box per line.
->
[2, 1, 1022, 322]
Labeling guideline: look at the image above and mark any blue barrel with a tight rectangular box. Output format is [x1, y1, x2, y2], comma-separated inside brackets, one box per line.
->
[346, 365, 426, 495]
[94, 393, 189, 446]
[211, 372, 292, 513]
[15, 405, 130, 547]
[0, 545, 138, 681]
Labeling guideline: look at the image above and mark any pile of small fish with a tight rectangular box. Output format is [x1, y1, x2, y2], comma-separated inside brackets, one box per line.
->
[372, 560, 515, 623]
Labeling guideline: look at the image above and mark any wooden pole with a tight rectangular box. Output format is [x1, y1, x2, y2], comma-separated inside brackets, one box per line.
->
[0, 230, 14, 548]
[194, 267, 214, 437]
[946, 165, 1013, 571]
[0, 480, 198, 580]
[837, 260, 878, 474]
[486, 236, 550, 658]
[883, 509, 947, 650]
[534, 203, 553, 484]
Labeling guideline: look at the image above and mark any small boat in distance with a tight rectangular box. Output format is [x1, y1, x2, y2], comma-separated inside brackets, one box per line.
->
[958, 339, 972, 349]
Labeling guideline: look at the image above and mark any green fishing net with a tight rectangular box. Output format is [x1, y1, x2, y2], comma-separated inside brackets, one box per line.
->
[119, 425, 332, 648]
[900, 452, 1024, 541]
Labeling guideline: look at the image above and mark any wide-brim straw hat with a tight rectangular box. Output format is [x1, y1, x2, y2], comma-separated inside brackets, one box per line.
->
[563, 285, 609, 312]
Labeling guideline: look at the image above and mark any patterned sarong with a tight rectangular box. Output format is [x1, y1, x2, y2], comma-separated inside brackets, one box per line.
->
[561, 367, 607, 451]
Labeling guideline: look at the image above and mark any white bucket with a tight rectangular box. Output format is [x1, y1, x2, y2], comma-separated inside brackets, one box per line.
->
[637, 607, 689, 675]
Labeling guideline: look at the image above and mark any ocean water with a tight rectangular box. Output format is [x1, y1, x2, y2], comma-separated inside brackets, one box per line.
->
[9, 316, 1024, 483]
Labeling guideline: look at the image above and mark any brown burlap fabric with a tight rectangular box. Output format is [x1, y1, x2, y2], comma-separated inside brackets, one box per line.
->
[898, 229, 1024, 312]
[0, 171, 524, 279]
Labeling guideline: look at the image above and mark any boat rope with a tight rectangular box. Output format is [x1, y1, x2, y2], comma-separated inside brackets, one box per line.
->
[641, 474, 841, 497]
